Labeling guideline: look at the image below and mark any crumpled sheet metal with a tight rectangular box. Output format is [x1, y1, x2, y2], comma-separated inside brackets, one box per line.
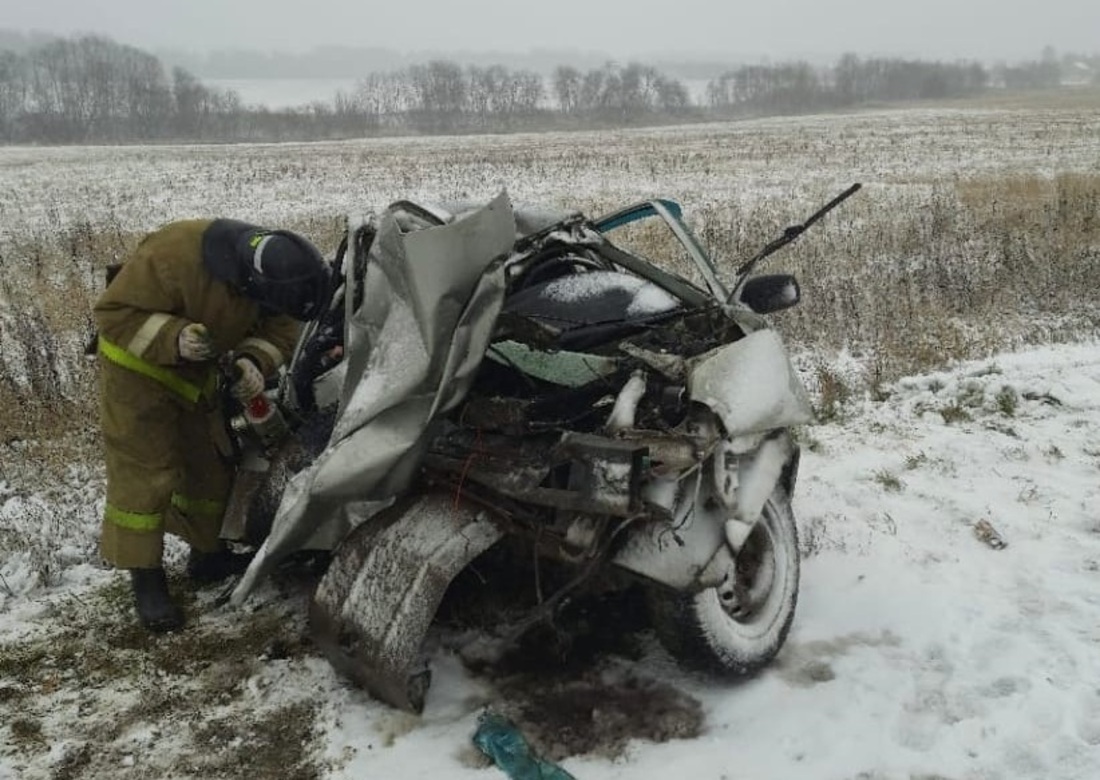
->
[232, 192, 516, 604]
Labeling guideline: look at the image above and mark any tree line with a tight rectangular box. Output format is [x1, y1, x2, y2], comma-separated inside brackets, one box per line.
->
[0, 38, 701, 142]
[0, 34, 1094, 145]
[706, 56, 990, 114]
[0, 36, 244, 142]
[338, 60, 692, 133]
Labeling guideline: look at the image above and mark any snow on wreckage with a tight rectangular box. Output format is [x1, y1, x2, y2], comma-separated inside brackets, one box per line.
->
[222, 185, 861, 715]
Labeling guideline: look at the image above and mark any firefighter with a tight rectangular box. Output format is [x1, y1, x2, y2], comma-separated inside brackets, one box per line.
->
[94, 218, 331, 632]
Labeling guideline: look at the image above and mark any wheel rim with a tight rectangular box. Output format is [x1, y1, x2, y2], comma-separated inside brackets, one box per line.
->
[716, 511, 781, 624]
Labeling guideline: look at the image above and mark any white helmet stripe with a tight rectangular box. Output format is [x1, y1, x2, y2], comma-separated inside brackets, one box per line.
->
[252, 234, 274, 273]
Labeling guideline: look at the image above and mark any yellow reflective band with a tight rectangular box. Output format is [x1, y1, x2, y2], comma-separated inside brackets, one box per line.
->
[171, 493, 225, 518]
[105, 504, 162, 532]
[126, 312, 173, 358]
[98, 336, 205, 403]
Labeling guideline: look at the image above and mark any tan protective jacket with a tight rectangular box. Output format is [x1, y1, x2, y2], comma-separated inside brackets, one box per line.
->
[94, 219, 300, 393]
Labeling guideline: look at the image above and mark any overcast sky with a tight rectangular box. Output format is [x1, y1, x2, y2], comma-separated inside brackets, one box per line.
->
[6, 0, 1098, 62]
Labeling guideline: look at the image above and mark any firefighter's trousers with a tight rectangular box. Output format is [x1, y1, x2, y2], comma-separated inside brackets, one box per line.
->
[99, 360, 234, 569]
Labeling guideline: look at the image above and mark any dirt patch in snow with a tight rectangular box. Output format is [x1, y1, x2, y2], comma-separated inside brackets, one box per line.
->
[3, 546, 706, 777]
[0, 567, 327, 780]
[491, 664, 705, 763]
[439, 549, 707, 762]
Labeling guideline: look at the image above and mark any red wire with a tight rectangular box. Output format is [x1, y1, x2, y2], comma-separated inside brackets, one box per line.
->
[453, 428, 484, 510]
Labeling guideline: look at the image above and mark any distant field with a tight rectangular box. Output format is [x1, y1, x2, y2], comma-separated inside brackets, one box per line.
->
[927, 85, 1100, 110]
[3, 99, 1099, 246]
[1, 100, 1098, 443]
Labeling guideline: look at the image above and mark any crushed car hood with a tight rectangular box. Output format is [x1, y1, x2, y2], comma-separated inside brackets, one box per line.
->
[232, 192, 516, 604]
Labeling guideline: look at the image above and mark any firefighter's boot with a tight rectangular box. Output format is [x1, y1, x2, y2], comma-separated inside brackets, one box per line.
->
[129, 568, 185, 632]
[187, 546, 253, 585]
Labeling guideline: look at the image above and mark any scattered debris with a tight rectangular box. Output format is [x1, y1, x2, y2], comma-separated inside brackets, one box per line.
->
[973, 519, 1008, 549]
[1021, 391, 1063, 406]
[473, 711, 577, 780]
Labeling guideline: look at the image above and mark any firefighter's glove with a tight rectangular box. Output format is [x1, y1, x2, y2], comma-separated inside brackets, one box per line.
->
[178, 323, 215, 362]
[230, 357, 265, 401]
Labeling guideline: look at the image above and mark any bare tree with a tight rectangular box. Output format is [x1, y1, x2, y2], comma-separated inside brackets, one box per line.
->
[552, 65, 581, 113]
[409, 60, 467, 131]
[0, 50, 26, 140]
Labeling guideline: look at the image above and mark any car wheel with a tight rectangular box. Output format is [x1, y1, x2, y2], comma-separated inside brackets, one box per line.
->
[647, 491, 799, 676]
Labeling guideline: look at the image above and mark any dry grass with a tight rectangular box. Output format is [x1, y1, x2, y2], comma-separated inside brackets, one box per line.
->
[2, 105, 1099, 449]
[763, 172, 1100, 381]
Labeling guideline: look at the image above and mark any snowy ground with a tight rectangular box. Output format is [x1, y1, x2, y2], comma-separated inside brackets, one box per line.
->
[3, 340, 1099, 780]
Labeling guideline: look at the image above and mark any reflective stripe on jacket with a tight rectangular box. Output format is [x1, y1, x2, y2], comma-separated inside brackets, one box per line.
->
[98, 335, 215, 404]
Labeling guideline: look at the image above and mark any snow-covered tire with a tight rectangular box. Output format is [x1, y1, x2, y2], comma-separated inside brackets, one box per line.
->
[647, 491, 799, 676]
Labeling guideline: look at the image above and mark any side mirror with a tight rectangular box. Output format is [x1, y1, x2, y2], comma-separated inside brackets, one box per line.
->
[738, 274, 800, 314]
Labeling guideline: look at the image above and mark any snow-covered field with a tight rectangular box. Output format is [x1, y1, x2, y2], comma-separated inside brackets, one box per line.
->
[2, 342, 1099, 779]
[3, 105, 1098, 245]
[2, 104, 1100, 778]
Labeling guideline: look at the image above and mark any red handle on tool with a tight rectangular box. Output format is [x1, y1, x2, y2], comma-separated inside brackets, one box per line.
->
[246, 394, 271, 421]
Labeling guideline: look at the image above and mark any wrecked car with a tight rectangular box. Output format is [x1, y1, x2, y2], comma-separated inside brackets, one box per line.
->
[225, 185, 861, 712]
